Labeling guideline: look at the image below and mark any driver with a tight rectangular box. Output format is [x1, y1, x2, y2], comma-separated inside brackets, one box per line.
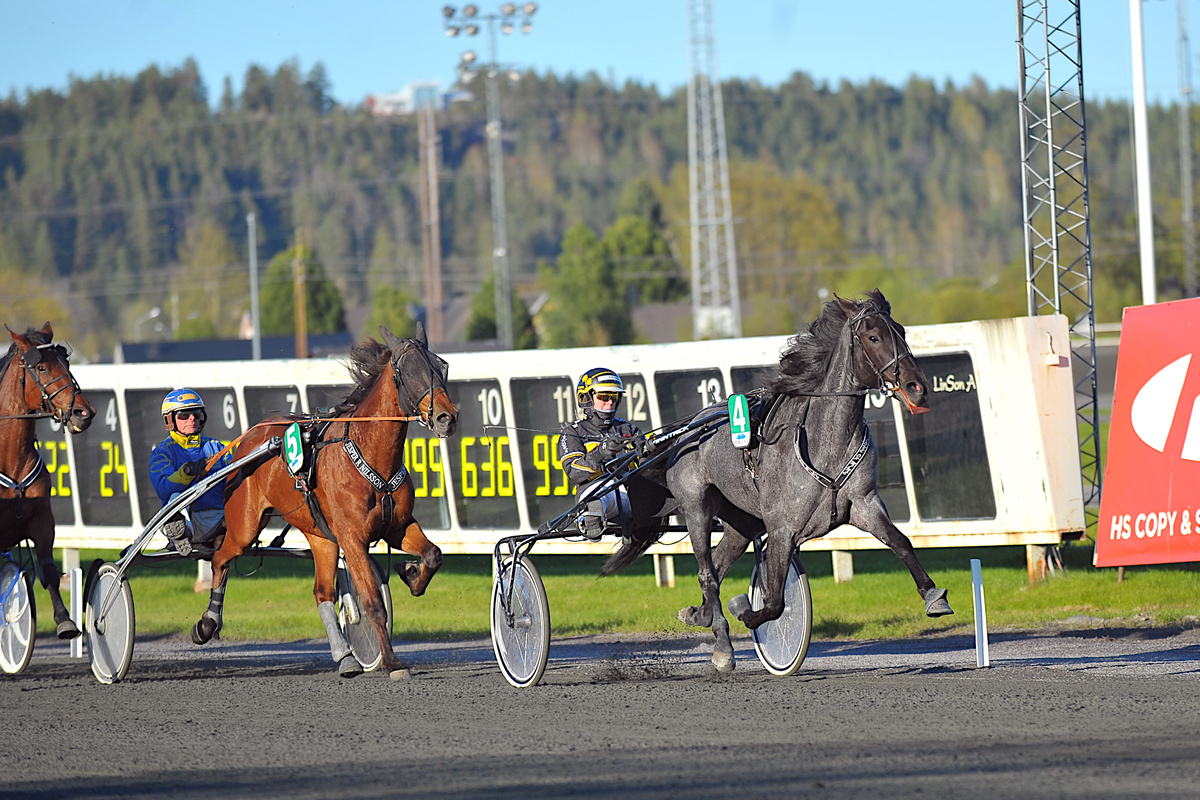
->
[147, 388, 232, 559]
[558, 368, 645, 540]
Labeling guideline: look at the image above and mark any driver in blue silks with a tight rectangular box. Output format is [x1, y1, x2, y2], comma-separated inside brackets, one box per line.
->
[147, 388, 232, 559]
[559, 368, 645, 540]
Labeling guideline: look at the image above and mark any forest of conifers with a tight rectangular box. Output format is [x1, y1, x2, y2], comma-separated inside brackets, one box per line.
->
[0, 58, 1192, 360]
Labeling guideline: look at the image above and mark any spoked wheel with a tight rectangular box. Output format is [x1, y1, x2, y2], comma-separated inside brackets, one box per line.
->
[748, 551, 813, 677]
[0, 562, 36, 675]
[336, 556, 392, 672]
[86, 562, 135, 685]
[490, 555, 550, 688]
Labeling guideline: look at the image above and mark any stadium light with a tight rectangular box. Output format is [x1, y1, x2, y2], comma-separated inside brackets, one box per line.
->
[442, 3, 537, 349]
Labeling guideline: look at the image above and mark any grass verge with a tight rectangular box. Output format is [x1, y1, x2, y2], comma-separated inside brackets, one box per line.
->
[38, 541, 1200, 643]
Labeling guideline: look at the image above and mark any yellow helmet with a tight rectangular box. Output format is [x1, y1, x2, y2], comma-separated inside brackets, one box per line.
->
[575, 368, 624, 409]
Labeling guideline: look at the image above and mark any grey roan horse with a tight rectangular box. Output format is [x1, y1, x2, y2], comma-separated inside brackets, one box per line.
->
[608, 290, 953, 671]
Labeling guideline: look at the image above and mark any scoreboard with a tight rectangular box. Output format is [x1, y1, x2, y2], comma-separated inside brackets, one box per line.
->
[51, 315, 1085, 553]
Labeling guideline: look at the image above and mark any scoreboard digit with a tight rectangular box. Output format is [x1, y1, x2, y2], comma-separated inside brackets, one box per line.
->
[510, 377, 574, 526]
[654, 368, 725, 427]
[72, 390, 132, 526]
[34, 417, 75, 524]
[245, 385, 302, 425]
[445, 379, 519, 529]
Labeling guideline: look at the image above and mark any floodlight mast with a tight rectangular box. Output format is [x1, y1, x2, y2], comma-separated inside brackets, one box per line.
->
[444, 3, 537, 349]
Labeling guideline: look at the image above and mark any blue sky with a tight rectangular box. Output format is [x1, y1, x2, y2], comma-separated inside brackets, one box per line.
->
[0, 1, 1194, 107]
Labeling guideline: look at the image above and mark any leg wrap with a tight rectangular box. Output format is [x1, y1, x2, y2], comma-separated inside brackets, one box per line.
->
[318, 601, 352, 663]
[206, 582, 226, 627]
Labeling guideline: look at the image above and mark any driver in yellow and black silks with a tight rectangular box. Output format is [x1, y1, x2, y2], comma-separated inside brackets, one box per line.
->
[148, 389, 233, 559]
[558, 368, 646, 540]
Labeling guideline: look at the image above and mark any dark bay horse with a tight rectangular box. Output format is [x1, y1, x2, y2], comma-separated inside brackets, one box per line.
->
[613, 291, 952, 671]
[0, 324, 95, 639]
[190, 324, 458, 679]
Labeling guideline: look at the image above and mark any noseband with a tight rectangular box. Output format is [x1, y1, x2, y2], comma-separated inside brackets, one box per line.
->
[847, 306, 918, 398]
[390, 341, 450, 431]
[2, 342, 84, 424]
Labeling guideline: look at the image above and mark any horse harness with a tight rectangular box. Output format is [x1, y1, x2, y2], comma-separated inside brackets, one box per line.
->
[0, 452, 45, 523]
[740, 391, 873, 528]
[281, 339, 448, 541]
[0, 341, 85, 425]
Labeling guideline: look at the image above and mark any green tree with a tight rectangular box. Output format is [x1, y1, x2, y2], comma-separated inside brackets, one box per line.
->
[362, 285, 416, 340]
[170, 220, 246, 339]
[538, 223, 633, 348]
[465, 271, 537, 349]
[260, 244, 346, 336]
[603, 215, 685, 303]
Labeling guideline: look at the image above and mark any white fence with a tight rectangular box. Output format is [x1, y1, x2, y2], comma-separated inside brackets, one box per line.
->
[41, 315, 1083, 557]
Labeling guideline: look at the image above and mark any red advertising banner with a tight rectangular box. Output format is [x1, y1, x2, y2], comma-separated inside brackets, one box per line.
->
[1097, 297, 1200, 567]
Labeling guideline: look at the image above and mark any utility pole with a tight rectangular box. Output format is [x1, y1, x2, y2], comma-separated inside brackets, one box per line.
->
[292, 227, 309, 359]
[247, 212, 261, 360]
[419, 101, 446, 344]
[1180, 0, 1196, 296]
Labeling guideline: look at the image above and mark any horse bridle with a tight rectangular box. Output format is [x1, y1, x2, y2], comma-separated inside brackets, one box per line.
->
[1, 341, 84, 424]
[390, 340, 450, 431]
[847, 304, 918, 399]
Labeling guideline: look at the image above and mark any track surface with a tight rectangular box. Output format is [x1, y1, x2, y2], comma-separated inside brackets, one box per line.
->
[6, 626, 1200, 799]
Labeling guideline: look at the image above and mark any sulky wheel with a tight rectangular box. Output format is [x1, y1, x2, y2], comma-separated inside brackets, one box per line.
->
[336, 556, 393, 672]
[86, 562, 135, 685]
[748, 551, 813, 677]
[0, 562, 36, 675]
[490, 555, 550, 688]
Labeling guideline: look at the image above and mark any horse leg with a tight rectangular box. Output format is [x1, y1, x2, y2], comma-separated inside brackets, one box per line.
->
[738, 529, 795, 629]
[383, 518, 442, 597]
[192, 492, 261, 645]
[851, 495, 953, 617]
[308, 537, 363, 678]
[30, 513, 79, 639]
[675, 501, 735, 672]
[340, 539, 410, 680]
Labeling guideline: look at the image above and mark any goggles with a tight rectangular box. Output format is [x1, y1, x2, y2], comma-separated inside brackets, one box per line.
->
[175, 409, 206, 422]
[593, 392, 620, 404]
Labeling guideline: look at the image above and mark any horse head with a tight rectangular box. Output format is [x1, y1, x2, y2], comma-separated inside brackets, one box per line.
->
[378, 322, 458, 437]
[836, 290, 929, 415]
[6, 322, 95, 432]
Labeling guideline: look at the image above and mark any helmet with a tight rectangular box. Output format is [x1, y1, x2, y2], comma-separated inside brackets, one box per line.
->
[576, 368, 625, 409]
[162, 388, 206, 430]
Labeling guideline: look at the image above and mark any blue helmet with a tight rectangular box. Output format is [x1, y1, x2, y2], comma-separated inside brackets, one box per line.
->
[161, 388, 206, 429]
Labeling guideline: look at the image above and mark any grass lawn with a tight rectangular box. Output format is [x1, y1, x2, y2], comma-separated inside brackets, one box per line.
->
[37, 540, 1200, 643]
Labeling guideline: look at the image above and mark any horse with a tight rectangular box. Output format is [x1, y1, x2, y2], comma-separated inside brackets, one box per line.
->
[0, 324, 95, 641]
[604, 290, 952, 672]
[189, 323, 458, 679]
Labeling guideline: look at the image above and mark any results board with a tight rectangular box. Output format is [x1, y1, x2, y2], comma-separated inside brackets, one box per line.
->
[50, 316, 1084, 553]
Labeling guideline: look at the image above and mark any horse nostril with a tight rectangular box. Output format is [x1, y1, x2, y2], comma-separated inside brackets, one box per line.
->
[907, 382, 925, 397]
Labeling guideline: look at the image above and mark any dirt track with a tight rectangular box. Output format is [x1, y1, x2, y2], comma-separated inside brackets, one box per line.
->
[7, 626, 1200, 799]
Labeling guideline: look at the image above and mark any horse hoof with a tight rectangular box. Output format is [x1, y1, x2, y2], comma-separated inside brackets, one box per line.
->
[388, 668, 413, 681]
[191, 616, 218, 645]
[712, 651, 735, 673]
[675, 608, 690, 624]
[727, 593, 751, 620]
[338, 655, 363, 678]
[56, 619, 82, 640]
[923, 587, 954, 617]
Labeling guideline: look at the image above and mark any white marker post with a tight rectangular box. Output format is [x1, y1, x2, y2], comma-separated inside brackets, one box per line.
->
[970, 558, 990, 668]
[69, 567, 83, 659]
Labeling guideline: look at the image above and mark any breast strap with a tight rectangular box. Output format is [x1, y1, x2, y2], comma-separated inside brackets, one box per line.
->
[0, 452, 44, 493]
[793, 422, 871, 527]
[342, 439, 408, 493]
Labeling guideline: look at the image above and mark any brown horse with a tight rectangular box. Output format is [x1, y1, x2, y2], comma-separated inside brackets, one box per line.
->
[0, 324, 95, 640]
[190, 324, 458, 679]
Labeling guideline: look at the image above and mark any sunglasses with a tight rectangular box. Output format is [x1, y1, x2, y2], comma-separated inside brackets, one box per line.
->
[175, 410, 206, 422]
[593, 392, 620, 404]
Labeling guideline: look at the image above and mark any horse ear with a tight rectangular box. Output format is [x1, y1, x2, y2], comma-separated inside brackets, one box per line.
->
[41, 321, 53, 339]
[414, 320, 427, 348]
[869, 288, 890, 313]
[834, 294, 859, 319]
[8, 325, 28, 347]
[378, 325, 403, 353]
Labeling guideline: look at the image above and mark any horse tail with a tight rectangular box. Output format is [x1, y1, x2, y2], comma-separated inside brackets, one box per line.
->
[599, 530, 657, 576]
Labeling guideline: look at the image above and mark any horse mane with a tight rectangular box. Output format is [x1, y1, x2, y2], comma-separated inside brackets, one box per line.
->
[767, 290, 890, 396]
[0, 327, 51, 382]
[333, 337, 392, 414]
